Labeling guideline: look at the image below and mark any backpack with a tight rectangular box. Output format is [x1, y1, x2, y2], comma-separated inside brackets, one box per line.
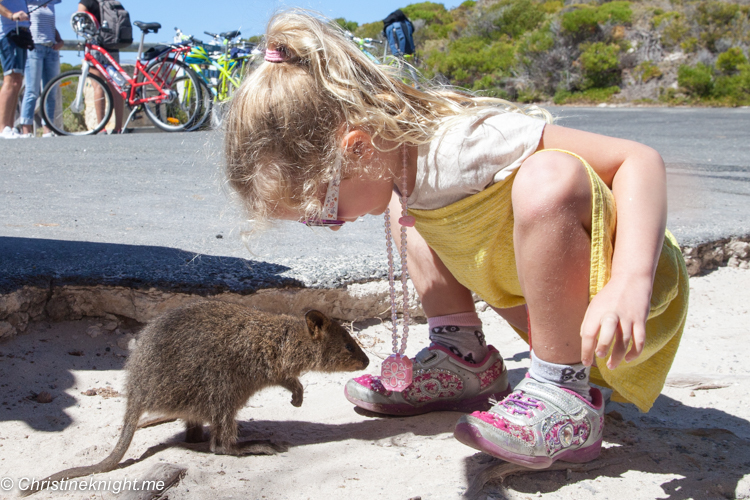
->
[382, 10, 415, 56]
[97, 0, 133, 50]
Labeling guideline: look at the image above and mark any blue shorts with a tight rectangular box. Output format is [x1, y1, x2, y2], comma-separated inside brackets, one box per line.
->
[0, 35, 27, 74]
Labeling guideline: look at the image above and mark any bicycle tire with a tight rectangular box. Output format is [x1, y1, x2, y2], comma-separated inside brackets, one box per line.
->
[41, 70, 113, 136]
[186, 76, 213, 131]
[138, 58, 203, 132]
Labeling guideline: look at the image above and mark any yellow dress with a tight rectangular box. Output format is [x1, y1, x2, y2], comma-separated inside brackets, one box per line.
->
[409, 150, 689, 412]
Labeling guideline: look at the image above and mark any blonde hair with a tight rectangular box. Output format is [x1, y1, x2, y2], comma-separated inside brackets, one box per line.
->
[224, 9, 551, 224]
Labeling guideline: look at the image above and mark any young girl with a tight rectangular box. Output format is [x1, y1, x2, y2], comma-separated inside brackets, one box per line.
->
[224, 10, 688, 469]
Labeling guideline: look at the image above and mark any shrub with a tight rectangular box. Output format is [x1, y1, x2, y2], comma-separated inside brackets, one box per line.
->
[561, 1, 632, 37]
[712, 64, 750, 105]
[335, 18, 359, 33]
[424, 36, 515, 86]
[355, 22, 383, 40]
[403, 2, 455, 40]
[579, 42, 621, 88]
[677, 63, 714, 96]
[553, 86, 620, 104]
[633, 60, 663, 83]
[541, 0, 563, 14]
[716, 47, 748, 74]
[490, 0, 547, 39]
[680, 37, 699, 53]
[659, 15, 689, 48]
[694, 1, 740, 52]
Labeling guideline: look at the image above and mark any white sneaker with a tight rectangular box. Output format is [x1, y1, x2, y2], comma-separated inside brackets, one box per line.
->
[42, 132, 55, 138]
[0, 126, 20, 139]
[18, 133, 33, 138]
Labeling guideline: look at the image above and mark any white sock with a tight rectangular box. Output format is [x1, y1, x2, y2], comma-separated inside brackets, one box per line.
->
[428, 312, 488, 365]
[529, 350, 592, 401]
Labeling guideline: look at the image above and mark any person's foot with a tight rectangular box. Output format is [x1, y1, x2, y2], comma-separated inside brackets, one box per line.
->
[0, 126, 20, 139]
[454, 376, 604, 469]
[42, 132, 55, 138]
[345, 345, 511, 416]
[18, 132, 32, 138]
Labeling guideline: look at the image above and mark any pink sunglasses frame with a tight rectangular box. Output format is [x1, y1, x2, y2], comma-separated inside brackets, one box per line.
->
[301, 156, 345, 227]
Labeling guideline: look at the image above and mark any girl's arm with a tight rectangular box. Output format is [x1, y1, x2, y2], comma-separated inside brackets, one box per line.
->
[537, 123, 667, 369]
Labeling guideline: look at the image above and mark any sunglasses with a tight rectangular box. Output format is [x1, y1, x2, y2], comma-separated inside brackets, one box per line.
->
[301, 157, 345, 228]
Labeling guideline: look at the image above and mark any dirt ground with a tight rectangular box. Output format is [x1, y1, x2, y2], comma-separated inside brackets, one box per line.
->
[0, 266, 748, 500]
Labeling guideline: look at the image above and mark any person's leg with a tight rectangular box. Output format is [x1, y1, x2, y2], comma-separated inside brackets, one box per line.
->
[20, 47, 44, 135]
[454, 151, 604, 468]
[0, 38, 26, 132]
[344, 192, 510, 415]
[0, 73, 24, 130]
[41, 47, 60, 134]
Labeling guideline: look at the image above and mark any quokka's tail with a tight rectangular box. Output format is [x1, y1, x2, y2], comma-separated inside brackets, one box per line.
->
[20, 407, 141, 497]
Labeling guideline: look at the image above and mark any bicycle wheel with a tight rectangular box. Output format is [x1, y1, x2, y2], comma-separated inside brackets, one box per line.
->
[41, 70, 113, 136]
[185, 76, 213, 131]
[139, 58, 202, 132]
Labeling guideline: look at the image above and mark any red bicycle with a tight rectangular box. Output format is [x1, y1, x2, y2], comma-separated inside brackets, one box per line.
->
[40, 12, 203, 135]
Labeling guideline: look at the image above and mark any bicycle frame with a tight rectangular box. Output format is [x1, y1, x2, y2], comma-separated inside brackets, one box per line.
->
[75, 42, 189, 109]
[185, 44, 244, 101]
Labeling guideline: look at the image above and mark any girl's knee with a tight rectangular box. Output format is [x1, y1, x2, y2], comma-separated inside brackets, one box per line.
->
[512, 151, 591, 224]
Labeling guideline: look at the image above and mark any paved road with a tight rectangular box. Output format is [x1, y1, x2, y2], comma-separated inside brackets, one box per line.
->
[1, 107, 748, 294]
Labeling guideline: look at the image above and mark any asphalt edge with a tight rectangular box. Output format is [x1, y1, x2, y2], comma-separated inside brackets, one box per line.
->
[1, 237, 748, 340]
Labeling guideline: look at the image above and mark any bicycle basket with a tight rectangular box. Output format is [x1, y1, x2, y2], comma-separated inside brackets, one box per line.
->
[70, 12, 99, 39]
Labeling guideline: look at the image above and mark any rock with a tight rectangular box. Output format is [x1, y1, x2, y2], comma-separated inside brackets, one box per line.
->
[86, 325, 104, 338]
[35, 391, 53, 404]
[117, 334, 137, 351]
[0, 321, 15, 338]
[727, 240, 750, 259]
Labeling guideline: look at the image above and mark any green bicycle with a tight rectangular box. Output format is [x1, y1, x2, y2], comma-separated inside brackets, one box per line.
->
[175, 28, 260, 129]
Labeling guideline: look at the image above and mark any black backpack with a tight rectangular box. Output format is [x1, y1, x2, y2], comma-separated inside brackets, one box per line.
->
[98, 0, 133, 50]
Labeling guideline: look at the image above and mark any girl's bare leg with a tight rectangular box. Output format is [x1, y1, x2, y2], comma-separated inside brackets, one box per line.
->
[452, 150, 604, 470]
[511, 150, 593, 365]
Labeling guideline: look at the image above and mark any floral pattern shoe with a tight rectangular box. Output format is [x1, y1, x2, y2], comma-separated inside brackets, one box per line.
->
[345, 345, 511, 416]
[454, 377, 604, 469]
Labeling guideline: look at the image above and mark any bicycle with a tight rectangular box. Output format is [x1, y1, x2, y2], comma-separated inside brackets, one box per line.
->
[176, 28, 259, 129]
[40, 12, 204, 135]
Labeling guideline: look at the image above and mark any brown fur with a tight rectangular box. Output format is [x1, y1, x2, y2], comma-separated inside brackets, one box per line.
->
[23, 301, 369, 496]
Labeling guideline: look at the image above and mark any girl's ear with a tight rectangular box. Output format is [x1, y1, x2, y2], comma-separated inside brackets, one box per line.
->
[341, 129, 374, 163]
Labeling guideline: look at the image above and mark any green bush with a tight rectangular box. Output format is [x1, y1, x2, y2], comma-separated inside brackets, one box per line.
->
[540, 0, 563, 14]
[678, 63, 714, 96]
[716, 47, 748, 74]
[490, 0, 546, 39]
[579, 42, 621, 88]
[633, 60, 662, 83]
[403, 2, 455, 39]
[518, 24, 555, 57]
[335, 18, 359, 33]
[694, 1, 741, 52]
[424, 36, 515, 86]
[712, 64, 750, 105]
[561, 2, 632, 37]
[355, 22, 383, 40]
[554, 86, 620, 104]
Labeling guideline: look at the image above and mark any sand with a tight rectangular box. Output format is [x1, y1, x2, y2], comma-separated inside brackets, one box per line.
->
[0, 266, 748, 500]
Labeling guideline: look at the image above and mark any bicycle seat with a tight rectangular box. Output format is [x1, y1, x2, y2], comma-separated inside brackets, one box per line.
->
[220, 30, 240, 40]
[134, 21, 161, 34]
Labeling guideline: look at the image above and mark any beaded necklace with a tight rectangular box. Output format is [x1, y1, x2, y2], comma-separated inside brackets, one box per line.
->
[380, 145, 415, 392]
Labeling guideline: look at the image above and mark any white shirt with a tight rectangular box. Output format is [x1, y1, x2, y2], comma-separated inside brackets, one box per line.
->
[409, 109, 546, 210]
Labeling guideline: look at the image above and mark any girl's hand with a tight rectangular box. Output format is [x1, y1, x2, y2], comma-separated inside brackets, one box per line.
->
[580, 274, 653, 370]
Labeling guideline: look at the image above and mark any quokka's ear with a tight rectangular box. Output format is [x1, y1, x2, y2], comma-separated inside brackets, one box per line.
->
[305, 310, 329, 340]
